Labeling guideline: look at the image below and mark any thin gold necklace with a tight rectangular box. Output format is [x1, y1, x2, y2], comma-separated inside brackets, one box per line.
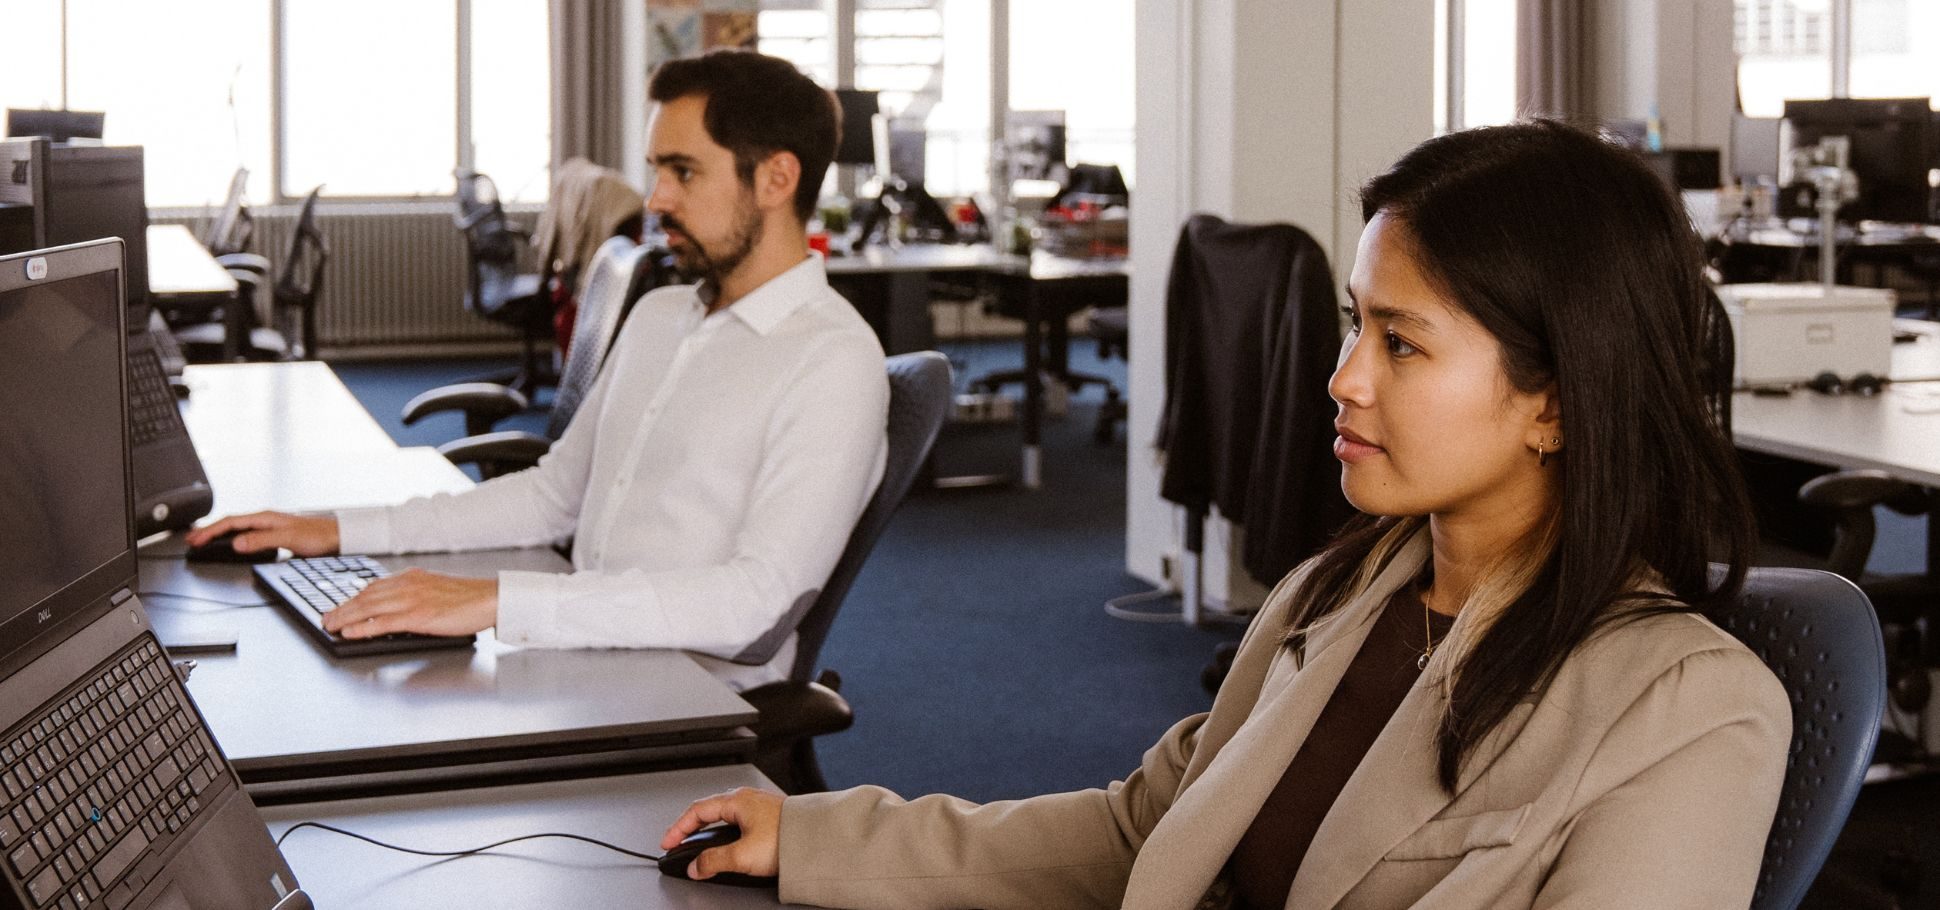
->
[1418, 579, 1441, 671]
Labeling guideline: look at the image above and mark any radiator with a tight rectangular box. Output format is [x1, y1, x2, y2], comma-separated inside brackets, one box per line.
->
[153, 202, 543, 355]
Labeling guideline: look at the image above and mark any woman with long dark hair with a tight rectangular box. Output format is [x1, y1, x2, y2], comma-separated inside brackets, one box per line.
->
[661, 120, 1791, 910]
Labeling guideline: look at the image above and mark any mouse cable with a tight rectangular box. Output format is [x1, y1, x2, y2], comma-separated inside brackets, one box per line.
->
[136, 591, 272, 610]
[276, 821, 663, 863]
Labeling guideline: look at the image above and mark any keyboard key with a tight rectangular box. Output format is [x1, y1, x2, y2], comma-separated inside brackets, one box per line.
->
[91, 827, 147, 891]
[27, 862, 61, 905]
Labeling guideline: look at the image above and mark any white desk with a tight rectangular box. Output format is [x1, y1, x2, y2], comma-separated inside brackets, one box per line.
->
[143, 362, 758, 803]
[264, 765, 804, 909]
[146, 223, 237, 299]
[1732, 383, 1940, 489]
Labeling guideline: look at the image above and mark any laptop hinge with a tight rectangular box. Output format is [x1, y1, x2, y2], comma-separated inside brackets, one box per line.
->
[112, 587, 134, 605]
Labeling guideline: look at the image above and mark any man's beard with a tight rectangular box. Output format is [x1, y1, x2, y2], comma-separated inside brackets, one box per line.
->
[665, 193, 762, 285]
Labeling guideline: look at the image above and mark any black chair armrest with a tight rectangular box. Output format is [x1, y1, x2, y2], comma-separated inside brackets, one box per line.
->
[435, 430, 552, 477]
[1799, 469, 1929, 514]
[738, 676, 855, 742]
[402, 382, 530, 436]
[214, 252, 272, 275]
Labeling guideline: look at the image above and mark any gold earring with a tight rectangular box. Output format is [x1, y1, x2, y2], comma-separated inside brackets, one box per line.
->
[1538, 436, 1561, 467]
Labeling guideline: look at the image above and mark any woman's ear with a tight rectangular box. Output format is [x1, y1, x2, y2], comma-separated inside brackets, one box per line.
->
[1528, 383, 1563, 453]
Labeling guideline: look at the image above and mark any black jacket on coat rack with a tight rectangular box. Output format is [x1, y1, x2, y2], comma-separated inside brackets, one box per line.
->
[1157, 214, 1354, 587]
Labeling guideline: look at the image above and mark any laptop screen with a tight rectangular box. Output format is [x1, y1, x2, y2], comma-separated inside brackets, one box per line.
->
[0, 239, 135, 663]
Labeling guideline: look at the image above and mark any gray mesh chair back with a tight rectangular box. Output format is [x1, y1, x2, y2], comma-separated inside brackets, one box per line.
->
[549, 237, 646, 437]
[788, 351, 953, 683]
[1711, 566, 1885, 910]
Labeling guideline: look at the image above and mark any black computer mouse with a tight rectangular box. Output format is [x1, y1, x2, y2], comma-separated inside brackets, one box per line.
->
[657, 824, 777, 888]
[185, 531, 276, 564]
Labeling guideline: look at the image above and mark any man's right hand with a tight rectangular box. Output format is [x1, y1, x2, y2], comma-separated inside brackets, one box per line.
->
[184, 511, 341, 557]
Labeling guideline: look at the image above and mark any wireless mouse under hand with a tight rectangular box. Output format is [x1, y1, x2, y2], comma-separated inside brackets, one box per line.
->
[657, 824, 777, 888]
[185, 531, 277, 564]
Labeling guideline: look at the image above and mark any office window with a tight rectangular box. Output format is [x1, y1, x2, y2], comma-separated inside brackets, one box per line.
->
[1851, 0, 1938, 103]
[1009, 0, 1136, 187]
[4, 0, 547, 208]
[63, 0, 274, 210]
[282, 1, 458, 199]
[0, 1, 64, 117]
[759, 0, 835, 88]
[1735, 0, 1831, 117]
[1458, 0, 1518, 128]
[855, 0, 991, 198]
[470, 1, 553, 204]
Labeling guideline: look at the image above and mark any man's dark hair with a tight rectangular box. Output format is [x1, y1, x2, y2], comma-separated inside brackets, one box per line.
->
[648, 50, 839, 224]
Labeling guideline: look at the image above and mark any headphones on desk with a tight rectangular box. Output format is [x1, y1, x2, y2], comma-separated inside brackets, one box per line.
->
[1804, 371, 1886, 396]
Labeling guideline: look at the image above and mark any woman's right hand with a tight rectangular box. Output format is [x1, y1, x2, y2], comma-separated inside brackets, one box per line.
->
[661, 787, 784, 881]
[184, 511, 341, 557]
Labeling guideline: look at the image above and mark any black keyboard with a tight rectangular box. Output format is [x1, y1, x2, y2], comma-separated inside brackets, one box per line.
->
[0, 638, 225, 909]
[254, 557, 476, 657]
[126, 349, 184, 449]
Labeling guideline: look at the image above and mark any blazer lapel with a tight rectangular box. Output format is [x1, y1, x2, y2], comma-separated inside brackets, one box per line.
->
[1282, 540, 1534, 910]
[1281, 656, 1454, 910]
[1120, 535, 1430, 910]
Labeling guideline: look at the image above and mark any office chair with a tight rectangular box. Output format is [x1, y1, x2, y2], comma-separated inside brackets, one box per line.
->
[453, 169, 551, 396]
[403, 237, 680, 478]
[203, 168, 255, 258]
[740, 351, 953, 794]
[177, 186, 329, 362]
[1797, 470, 1940, 749]
[1085, 305, 1127, 444]
[1710, 566, 1885, 910]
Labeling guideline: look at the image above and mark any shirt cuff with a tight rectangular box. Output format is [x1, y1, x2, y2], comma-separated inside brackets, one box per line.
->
[495, 570, 562, 646]
[334, 507, 397, 555]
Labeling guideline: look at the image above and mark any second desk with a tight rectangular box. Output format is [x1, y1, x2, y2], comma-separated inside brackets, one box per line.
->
[145, 362, 758, 803]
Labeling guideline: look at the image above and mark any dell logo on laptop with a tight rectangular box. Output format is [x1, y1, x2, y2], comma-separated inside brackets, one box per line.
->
[36, 607, 51, 624]
[25, 256, 47, 281]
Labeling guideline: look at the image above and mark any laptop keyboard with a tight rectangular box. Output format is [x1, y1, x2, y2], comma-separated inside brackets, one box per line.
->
[0, 638, 225, 909]
[264, 556, 389, 615]
[126, 349, 184, 449]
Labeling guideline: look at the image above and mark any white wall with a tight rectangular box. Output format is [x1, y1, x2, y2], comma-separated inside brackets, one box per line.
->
[1126, 0, 1435, 608]
[1594, 0, 1736, 150]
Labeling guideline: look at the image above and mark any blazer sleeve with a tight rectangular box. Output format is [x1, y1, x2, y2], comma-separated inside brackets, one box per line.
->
[1531, 644, 1792, 910]
[775, 710, 1208, 910]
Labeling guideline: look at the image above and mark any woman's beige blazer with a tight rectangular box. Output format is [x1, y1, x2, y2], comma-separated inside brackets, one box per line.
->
[778, 531, 1792, 909]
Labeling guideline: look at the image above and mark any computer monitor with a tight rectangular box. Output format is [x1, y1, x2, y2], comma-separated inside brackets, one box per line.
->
[1782, 97, 1934, 224]
[883, 124, 927, 186]
[0, 139, 151, 322]
[1005, 110, 1067, 181]
[1731, 114, 1783, 183]
[5, 108, 106, 142]
[833, 89, 880, 167]
[0, 238, 135, 655]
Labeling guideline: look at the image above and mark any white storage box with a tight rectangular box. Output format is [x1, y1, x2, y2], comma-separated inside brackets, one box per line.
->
[1717, 283, 1896, 386]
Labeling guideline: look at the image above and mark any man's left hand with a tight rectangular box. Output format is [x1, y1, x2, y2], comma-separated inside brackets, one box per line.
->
[321, 568, 499, 639]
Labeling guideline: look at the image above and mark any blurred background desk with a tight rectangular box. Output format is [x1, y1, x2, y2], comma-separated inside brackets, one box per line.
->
[826, 245, 1129, 488]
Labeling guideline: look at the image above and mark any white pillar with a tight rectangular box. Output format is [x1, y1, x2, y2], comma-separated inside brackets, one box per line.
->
[1127, 0, 1435, 611]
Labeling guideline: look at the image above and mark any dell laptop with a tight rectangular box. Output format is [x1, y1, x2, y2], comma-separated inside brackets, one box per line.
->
[0, 239, 307, 910]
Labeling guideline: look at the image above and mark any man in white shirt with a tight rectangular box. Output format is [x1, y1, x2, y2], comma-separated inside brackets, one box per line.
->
[186, 50, 889, 689]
